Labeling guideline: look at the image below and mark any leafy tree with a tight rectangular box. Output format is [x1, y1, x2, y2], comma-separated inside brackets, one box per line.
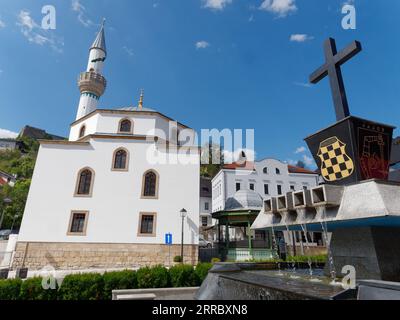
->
[200, 143, 224, 178]
[295, 160, 306, 168]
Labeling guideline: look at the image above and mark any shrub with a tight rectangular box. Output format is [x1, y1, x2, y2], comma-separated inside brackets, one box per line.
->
[0, 278, 22, 300]
[195, 263, 212, 284]
[211, 257, 220, 264]
[19, 277, 58, 300]
[173, 256, 182, 263]
[169, 265, 198, 287]
[58, 273, 104, 300]
[103, 270, 137, 300]
[136, 265, 169, 289]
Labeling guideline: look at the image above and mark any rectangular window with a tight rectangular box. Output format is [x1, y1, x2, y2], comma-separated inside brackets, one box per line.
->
[277, 185, 282, 195]
[202, 216, 208, 227]
[138, 212, 157, 237]
[236, 183, 241, 191]
[264, 184, 269, 195]
[249, 183, 255, 191]
[67, 211, 88, 236]
[290, 185, 295, 191]
[204, 202, 209, 211]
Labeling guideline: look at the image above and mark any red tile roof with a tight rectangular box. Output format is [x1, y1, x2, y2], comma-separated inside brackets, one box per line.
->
[288, 165, 317, 175]
[222, 161, 255, 171]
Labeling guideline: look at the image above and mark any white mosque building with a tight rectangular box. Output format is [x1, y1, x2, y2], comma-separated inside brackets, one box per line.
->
[12, 22, 200, 270]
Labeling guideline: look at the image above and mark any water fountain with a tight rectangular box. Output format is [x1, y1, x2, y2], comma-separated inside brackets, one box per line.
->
[196, 37, 400, 300]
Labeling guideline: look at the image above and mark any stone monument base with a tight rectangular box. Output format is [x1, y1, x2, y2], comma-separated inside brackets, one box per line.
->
[328, 227, 400, 282]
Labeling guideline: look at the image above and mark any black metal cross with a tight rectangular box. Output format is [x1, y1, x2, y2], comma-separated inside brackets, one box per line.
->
[310, 37, 362, 121]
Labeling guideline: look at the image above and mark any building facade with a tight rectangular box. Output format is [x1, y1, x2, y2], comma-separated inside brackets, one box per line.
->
[13, 23, 200, 271]
[211, 158, 325, 258]
[212, 158, 319, 213]
[0, 139, 17, 151]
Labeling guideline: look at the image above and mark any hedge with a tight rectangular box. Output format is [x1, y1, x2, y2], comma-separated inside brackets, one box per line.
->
[0, 263, 213, 300]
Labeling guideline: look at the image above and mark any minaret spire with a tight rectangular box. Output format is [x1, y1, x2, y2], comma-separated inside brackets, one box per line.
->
[138, 89, 144, 110]
[76, 19, 108, 120]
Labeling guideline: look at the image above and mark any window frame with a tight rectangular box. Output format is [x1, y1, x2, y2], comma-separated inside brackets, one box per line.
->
[74, 167, 95, 197]
[111, 147, 129, 171]
[67, 210, 89, 236]
[141, 169, 160, 199]
[235, 182, 241, 192]
[79, 125, 86, 138]
[264, 183, 269, 195]
[137, 212, 157, 237]
[118, 118, 133, 134]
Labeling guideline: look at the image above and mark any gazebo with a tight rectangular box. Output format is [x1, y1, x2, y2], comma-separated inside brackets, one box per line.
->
[212, 190, 276, 261]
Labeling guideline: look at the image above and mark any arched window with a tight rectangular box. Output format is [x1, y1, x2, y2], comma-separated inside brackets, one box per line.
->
[79, 125, 86, 138]
[119, 119, 132, 133]
[142, 170, 159, 198]
[263, 167, 268, 174]
[75, 168, 94, 196]
[112, 148, 129, 170]
[276, 168, 281, 175]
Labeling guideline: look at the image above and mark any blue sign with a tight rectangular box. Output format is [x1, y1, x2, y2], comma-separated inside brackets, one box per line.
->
[165, 233, 172, 245]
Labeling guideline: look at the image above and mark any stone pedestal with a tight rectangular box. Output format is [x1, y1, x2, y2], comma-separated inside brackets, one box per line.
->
[327, 227, 400, 281]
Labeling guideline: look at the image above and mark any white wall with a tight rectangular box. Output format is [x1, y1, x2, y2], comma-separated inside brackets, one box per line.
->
[19, 137, 200, 246]
[69, 112, 196, 145]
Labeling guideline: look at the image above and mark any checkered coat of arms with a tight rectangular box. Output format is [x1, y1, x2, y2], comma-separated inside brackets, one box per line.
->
[317, 136, 354, 182]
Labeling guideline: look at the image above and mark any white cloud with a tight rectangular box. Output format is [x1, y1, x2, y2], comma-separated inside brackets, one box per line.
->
[0, 129, 18, 139]
[16, 10, 63, 52]
[294, 146, 306, 154]
[202, 0, 233, 11]
[0, 19, 5, 28]
[259, 0, 297, 17]
[72, 0, 94, 27]
[290, 34, 314, 42]
[195, 40, 210, 49]
[122, 46, 134, 56]
[223, 148, 256, 164]
[302, 154, 315, 167]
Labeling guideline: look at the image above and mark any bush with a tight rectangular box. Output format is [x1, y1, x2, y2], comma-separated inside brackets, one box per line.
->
[136, 265, 170, 289]
[195, 263, 212, 283]
[58, 273, 104, 300]
[103, 270, 137, 300]
[169, 265, 198, 287]
[211, 257, 221, 264]
[0, 278, 22, 300]
[173, 256, 182, 263]
[19, 277, 58, 300]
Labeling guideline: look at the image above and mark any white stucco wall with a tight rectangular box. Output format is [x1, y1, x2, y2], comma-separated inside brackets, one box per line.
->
[19, 137, 200, 246]
[69, 111, 195, 145]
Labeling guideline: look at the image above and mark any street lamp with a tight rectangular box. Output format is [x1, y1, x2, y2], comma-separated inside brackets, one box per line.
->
[0, 198, 12, 230]
[11, 214, 19, 233]
[180, 208, 187, 263]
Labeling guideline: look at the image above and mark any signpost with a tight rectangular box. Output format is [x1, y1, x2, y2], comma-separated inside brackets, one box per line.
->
[165, 233, 172, 267]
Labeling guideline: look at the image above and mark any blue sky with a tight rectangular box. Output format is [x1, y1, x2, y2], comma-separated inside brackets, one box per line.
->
[0, 0, 399, 167]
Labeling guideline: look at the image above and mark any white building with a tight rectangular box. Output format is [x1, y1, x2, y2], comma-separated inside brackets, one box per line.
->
[12, 22, 200, 271]
[212, 158, 319, 213]
[211, 158, 325, 256]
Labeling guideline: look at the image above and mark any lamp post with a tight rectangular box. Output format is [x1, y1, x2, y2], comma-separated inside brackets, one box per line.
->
[180, 208, 187, 263]
[11, 214, 19, 233]
[0, 198, 12, 230]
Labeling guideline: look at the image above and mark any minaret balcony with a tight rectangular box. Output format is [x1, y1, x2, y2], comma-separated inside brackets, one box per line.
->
[78, 71, 107, 97]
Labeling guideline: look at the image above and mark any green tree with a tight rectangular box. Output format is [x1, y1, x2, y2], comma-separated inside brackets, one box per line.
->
[200, 143, 224, 178]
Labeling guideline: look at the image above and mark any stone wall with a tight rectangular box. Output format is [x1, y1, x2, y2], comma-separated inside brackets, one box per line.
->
[11, 242, 198, 271]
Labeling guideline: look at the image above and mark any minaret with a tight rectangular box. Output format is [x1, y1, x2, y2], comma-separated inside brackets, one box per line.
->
[76, 19, 107, 120]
